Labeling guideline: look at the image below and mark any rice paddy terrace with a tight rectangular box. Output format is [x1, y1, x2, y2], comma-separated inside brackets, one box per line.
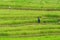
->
[0, 0, 60, 40]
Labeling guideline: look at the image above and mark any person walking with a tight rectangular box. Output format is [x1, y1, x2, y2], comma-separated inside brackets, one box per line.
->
[38, 17, 40, 23]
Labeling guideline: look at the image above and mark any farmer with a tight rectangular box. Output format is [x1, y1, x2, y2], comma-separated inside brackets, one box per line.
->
[37, 17, 40, 23]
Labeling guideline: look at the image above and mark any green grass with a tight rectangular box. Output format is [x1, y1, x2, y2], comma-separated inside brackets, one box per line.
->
[0, 24, 60, 40]
[0, 4, 60, 40]
[0, 9, 60, 40]
[0, 9, 60, 37]
[0, 36, 60, 40]
[0, 0, 60, 40]
[0, 0, 60, 8]
[0, 24, 60, 37]
[0, 9, 60, 24]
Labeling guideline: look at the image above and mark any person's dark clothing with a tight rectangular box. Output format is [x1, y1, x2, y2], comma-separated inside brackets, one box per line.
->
[38, 17, 40, 23]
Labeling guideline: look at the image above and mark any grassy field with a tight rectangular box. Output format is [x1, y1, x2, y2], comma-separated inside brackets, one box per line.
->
[0, 36, 60, 40]
[0, 0, 60, 8]
[0, 0, 60, 40]
[0, 9, 60, 24]
[0, 9, 60, 40]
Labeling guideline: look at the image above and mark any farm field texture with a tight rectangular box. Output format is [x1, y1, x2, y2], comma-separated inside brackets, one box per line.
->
[0, 9, 60, 24]
[0, 0, 60, 40]
[0, 9, 60, 40]
[0, 0, 60, 8]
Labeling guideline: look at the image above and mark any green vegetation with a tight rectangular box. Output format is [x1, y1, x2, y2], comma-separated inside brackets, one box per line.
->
[0, 9, 60, 25]
[0, 36, 60, 40]
[0, 0, 60, 8]
[0, 9, 60, 40]
[0, 0, 60, 40]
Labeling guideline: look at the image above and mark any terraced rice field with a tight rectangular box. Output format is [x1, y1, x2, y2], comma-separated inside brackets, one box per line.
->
[0, 0, 60, 40]
[0, 9, 60, 40]
[0, 0, 60, 8]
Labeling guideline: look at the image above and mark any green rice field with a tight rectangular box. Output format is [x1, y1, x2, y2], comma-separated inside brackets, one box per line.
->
[0, 0, 60, 8]
[0, 0, 60, 40]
